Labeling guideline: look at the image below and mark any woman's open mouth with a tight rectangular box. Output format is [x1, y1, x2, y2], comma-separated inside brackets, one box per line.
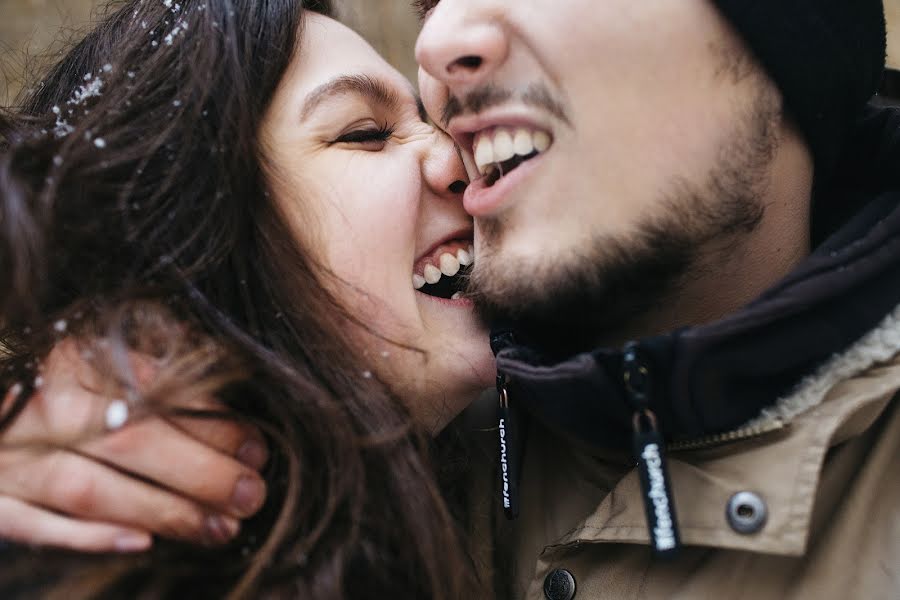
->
[413, 241, 474, 301]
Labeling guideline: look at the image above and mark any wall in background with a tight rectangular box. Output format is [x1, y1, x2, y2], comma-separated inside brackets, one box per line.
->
[1, 0, 96, 104]
[336, 0, 420, 81]
[889, 1, 900, 69]
[0, 0, 420, 105]
[2, 0, 898, 105]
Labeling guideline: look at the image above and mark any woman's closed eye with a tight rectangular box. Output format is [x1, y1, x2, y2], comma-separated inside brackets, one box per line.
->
[332, 124, 395, 150]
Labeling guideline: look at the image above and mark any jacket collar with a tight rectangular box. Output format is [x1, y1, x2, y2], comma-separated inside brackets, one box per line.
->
[535, 336, 900, 557]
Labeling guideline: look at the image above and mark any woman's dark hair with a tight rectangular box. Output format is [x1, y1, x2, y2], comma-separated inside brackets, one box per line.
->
[0, 1, 479, 598]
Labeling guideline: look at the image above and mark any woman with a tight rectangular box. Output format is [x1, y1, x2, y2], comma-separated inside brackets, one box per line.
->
[0, 0, 496, 597]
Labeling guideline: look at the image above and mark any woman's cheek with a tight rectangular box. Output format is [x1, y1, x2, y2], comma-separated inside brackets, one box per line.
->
[312, 151, 423, 274]
[355, 157, 422, 229]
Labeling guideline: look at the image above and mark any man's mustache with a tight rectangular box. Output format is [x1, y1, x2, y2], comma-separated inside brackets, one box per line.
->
[440, 83, 571, 128]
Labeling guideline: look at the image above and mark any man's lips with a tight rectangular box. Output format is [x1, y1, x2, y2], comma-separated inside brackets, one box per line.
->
[447, 109, 554, 198]
[463, 148, 547, 217]
[448, 109, 555, 157]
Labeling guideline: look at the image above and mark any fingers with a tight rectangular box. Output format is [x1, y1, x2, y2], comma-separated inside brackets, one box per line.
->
[81, 418, 267, 518]
[5, 363, 268, 470]
[165, 400, 269, 470]
[171, 416, 269, 470]
[0, 450, 242, 545]
[0, 495, 152, 553]
[0, 339, 270, 548]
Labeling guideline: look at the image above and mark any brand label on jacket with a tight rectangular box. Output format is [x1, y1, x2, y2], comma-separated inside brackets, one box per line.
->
[633, 431, 681, 557]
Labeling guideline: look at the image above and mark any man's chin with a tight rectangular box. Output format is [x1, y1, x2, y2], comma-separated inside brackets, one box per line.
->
[466, 233, 693, 358]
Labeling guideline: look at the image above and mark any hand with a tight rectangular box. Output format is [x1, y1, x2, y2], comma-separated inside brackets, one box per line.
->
[0, 339, 269, 552]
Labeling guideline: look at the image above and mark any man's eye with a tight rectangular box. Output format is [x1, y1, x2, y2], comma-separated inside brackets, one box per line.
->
[333, 126, 394, 146]
[413, 0, 439, 19]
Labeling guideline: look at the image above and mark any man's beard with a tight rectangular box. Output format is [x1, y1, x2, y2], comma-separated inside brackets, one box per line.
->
[467, 87, 781, 357]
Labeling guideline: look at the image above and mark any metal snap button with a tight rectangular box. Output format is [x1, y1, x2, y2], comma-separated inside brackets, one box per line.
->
[726, 491, 768, 534]
[543, 568, 577, 600]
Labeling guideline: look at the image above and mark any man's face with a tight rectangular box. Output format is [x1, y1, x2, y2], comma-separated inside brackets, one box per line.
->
[415, 0, 785, 346]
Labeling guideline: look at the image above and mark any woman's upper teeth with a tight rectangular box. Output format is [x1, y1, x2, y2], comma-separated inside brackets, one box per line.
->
[456, 247, 473, 266]
[413, 244, 475, 290]
[474, 126, 552, 176]
[424, 263, 443, 284]
[439, 252, 461, 277]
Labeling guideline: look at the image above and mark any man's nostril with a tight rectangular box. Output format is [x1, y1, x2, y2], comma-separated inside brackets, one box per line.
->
[448, 55, 483, 73]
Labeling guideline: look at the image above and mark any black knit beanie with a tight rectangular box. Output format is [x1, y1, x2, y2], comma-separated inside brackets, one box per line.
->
[711, 0, 887, 177]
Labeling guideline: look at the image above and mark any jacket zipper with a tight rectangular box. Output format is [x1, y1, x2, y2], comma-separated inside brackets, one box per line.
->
[666, 417, 787, 452]
[623, 342, 681, 558]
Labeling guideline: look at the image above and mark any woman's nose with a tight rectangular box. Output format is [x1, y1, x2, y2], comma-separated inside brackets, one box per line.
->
[423, 132, 469, 199]
[415, 6, 508, 90]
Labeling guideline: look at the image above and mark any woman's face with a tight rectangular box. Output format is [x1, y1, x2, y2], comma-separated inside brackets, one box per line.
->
[261, 13, 494, 431]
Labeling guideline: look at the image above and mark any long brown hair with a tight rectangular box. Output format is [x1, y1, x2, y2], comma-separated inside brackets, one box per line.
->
[0, 0, 478, 598]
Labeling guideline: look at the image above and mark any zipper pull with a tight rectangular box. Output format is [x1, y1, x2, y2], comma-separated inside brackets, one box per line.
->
[497, 372, 520, 520]
[623, 343, 681, 558]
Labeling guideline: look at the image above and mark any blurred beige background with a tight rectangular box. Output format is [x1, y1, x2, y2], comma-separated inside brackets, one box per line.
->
[1, 0, 899, 106]
[888, 1, 900, 68]
[0, 0, 422, 105]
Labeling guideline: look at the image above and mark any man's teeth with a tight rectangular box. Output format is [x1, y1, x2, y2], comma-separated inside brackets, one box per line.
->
[474, 135, 495, 172]
[474, 126, 552, 176]
[513, 128, 533, 155]
[451, 292, 463, 300]
[413, 273, 426, 290]
[493, 129, 514, 163]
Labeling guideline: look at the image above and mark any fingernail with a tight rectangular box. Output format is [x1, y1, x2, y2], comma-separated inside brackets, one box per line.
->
[115, 532, 152, 553]
[205, 514, 240, 545]
[231, 475, 266, 516]
[236, 438, 269, 470]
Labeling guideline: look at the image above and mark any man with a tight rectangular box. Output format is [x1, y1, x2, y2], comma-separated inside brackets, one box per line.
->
[413, 0, 900, 598]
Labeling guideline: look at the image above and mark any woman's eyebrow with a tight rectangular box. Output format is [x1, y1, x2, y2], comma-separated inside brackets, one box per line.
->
[413, 0, 440, 20]
[300, 74, 401, 121]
